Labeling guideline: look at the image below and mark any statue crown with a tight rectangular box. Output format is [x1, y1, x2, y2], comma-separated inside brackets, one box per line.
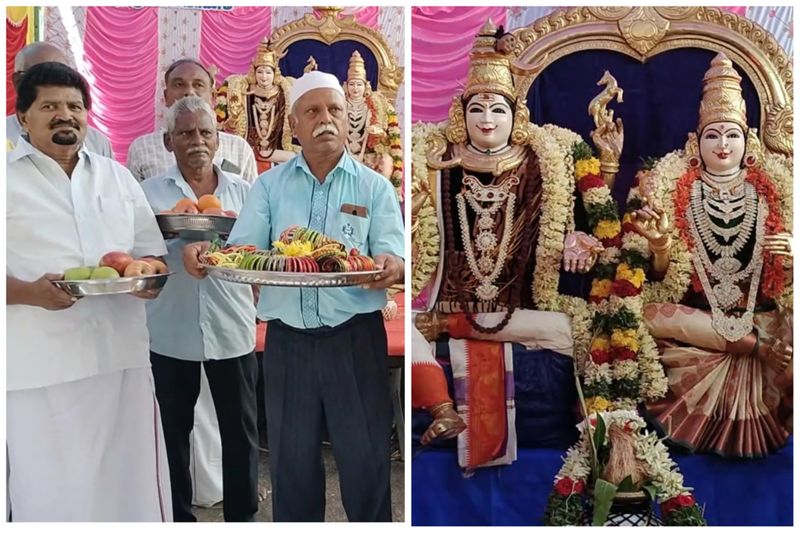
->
[463, 18, 516, 102]
[697, 53, 747, 132]
[347, 50, 368, 82]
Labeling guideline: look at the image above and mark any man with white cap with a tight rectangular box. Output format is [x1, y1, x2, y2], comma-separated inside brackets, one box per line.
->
[183, 70, 404, 521]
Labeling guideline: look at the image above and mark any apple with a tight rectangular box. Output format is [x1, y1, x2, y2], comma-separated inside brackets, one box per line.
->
[223, 210, 238, 218]
[202, 207, 225, 216]
[91, 266, 121, 279]
[99, 251, 134, 275]
[141, 258, 168, 274]
[124, 260, 156, 278]
[64, 266, 93, 281]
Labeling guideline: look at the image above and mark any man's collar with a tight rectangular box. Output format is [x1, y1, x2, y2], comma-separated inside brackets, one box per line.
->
[165, 163, 233, 193]
[7, 136, 90, 164]
[293, 150, 357, 181]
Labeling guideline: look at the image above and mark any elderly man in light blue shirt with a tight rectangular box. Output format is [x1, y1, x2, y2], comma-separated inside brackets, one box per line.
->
[141, 95, 258, 522]
[184, 71, 404, 522]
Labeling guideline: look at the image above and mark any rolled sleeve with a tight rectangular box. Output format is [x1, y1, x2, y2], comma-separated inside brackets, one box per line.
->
[226, 177, 272, 249]
[368, 177, 405, 258]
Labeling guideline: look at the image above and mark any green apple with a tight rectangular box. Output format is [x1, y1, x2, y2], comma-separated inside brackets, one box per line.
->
[64, 266, 93, 281]
[90, 266, 121, 280]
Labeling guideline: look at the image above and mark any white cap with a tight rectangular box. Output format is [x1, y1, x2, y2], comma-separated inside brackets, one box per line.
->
[289, 70, 345, 110]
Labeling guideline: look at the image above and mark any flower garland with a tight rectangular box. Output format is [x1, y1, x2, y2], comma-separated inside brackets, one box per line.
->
[410, 122, 444, 302]
[574, 146, 667, 410]
[544, 153, 698, 526]
[545, 411, 705, 526]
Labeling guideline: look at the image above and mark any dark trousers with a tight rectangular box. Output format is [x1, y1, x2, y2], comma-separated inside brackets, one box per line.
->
[151, 352, 259, 522]
[264, 311, 392, 522]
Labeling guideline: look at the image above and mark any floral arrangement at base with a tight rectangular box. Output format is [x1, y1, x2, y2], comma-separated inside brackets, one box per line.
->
[543, 157, 705, 527]
[543, 411, 706, 526]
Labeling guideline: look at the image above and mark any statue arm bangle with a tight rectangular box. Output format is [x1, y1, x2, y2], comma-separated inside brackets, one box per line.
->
[649, 237, 671, 275]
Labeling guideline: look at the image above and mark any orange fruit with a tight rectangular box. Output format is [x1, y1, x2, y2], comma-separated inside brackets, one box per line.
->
[197, 194, 222, 212]
[174, 198, 197, 211]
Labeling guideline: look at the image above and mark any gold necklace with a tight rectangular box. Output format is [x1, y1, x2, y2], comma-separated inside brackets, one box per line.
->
[455, 174, 519, 302]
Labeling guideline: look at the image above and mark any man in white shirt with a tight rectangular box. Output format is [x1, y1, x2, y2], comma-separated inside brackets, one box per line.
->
[6, 62, 171, 521]
[7, 41, 114, 158]
[127, 58, 257, 182]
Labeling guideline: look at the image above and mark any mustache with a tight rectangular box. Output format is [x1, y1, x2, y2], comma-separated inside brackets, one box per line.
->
[187, 147, 210, 156]
[49, 119, 80, 130]
[312, 123, 339, 137]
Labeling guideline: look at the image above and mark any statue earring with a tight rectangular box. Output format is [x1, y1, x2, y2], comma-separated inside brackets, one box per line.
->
[685, 132, 701, 168]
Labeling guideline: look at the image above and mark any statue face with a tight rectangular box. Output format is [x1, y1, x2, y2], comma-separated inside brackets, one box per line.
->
[465, 93, 513, 152]
[699, 121, 745, 175]
[346, 79, 366, 100]
[255, 65, 275, 89]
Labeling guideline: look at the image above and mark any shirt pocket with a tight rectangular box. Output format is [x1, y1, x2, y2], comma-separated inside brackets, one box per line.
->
[96, 195, 136, 252]
[336, 212, 370, 252]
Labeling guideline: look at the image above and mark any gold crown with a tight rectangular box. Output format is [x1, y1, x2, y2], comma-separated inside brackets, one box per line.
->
[251, 38, 282, 71]
[347, 50, 367, 82]
[697, 53, 747, 132]
[463, 19, 515, 102]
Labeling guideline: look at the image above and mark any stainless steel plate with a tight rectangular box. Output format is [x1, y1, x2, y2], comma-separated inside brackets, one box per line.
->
[204, 265, 382, 287]
[52, 272, 174, 296]
[156, 214, 235, 238]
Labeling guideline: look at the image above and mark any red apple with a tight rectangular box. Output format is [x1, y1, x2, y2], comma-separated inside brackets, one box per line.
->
[99, 251, 134, 275]
[124, 260, 156, 278]
[202, 207, 225, 215]
[223, 210, 238, 218]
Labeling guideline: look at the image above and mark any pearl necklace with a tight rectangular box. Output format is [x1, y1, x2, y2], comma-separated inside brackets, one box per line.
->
[455, 174, 519, 302]
[688, 190, 767, 341]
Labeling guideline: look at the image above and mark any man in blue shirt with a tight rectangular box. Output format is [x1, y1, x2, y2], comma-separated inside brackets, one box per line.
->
[142, 96, 258, 521]
[184, 71, 404, 521]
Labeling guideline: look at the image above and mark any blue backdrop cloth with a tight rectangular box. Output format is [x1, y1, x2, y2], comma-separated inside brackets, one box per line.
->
[280, 39, 379, 87]
[411, 438, 793, 526]
[528, 48, 761, 209]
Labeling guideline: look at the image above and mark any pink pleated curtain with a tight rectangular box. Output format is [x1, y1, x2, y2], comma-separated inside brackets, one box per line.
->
[70, 7, 381, 164]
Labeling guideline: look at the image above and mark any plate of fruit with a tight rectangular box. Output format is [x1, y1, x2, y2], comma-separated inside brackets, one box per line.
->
[156, 195, 237, 239]
[201, 226, 382, 287]
[52, 251, 173, 297]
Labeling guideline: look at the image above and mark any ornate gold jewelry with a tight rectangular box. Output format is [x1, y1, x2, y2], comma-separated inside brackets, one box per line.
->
[698, 53, 747, 132]
[688, 185, 767, 341]
[445, 96, 468, 145]
[456, 174, 519, 302]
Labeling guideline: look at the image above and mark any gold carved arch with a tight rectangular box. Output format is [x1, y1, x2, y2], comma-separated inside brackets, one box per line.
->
[269, 7, 404, 104]
[508, 6, 792, 156]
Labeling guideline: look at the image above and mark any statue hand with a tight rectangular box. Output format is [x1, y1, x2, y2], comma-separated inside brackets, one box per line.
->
[763, 232, 793, 259]
[630, 195, 672, 251]
[421, 402, 466, 446]
[757, 336, 793, 374]
[563, 231, 604, 273]
[591, 117, 624, 161]
[415, 312, 448, 342]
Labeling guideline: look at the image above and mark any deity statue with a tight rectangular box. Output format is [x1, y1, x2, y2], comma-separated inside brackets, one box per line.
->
[411, 21, 620, 470]
[343, 50, 403, 199]
[215, 38, 296, 173]
[630, 53, 793, 458]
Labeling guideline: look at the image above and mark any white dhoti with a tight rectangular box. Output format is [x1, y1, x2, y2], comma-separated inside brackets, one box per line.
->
[7, 368, 172, 522]
[189, 367, 223, 507]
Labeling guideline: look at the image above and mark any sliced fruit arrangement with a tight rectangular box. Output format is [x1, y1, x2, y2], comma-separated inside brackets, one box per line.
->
[200, 226, 378, 273]
[159, 195, 237, 217]
[62, 251, 169, 280]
